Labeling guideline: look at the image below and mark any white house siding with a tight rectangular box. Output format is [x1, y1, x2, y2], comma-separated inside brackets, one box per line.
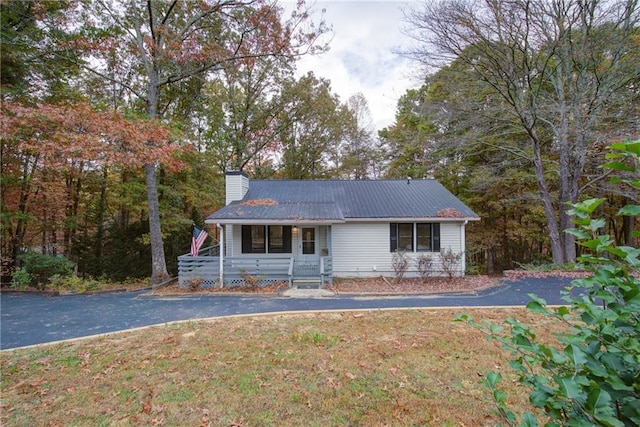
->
[318, 225, 329, 256]
[331, 223, 393, 277]
[440, 222, 464, 253]
[225, 173, 249, 205]
[331, 221, 467, 277]
[230, 224, 241, 256]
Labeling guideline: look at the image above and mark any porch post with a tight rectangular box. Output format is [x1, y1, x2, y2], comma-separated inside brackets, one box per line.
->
[217, 224, 224, 288]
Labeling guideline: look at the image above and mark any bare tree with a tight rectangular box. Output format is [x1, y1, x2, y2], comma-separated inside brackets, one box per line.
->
[404, 0, 640, 263]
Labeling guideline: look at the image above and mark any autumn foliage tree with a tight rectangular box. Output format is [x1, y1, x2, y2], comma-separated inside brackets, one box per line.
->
[0, 102, 178, 279]
[26, 0, 330, 284]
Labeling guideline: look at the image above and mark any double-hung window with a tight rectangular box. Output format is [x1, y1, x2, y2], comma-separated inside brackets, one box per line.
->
[390, 223, 440, 252]
[242, 225, 292, 254]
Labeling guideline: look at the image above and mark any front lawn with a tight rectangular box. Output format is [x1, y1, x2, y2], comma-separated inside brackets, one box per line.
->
[1, 308, 562, 426]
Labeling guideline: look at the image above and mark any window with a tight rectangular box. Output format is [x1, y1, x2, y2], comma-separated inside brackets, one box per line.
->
[301, 227, 315, 254]
[398, 223, 413, 251]
[416, 223, 432, 251]
[268, 225, 292, 253]
[390, 223, 440, 252]
[242, 225, 292, 254]
[242, 225, 265, 253]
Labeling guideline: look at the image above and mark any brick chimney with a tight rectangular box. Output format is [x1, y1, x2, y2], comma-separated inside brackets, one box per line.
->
[225, 171, 249, 205]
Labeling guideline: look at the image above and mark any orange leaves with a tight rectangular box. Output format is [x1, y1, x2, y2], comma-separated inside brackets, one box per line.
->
[436, 208, 465, 218]
[240, 198, 278, 206]
[1, 102, 180, 170]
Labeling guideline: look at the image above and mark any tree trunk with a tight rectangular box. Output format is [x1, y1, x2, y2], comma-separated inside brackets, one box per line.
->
[622, 207, 634, 245]
[532, 140, 564, 264]
[145, 69, 169, 285]
[145, 162, 168, 284]
[94, 167, 108, 276]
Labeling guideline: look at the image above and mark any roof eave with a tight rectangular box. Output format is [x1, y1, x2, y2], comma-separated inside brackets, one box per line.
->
[344, 217, 481, 222]
[205, 218, 346, 225]
[206, 216, 480, 225]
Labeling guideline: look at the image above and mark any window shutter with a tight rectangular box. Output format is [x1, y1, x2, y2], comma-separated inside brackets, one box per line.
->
[283, 226, 292, 253]
[242, 225, 251, 253]
[433, 223, 441, 251]
[390, 223, 397, 252]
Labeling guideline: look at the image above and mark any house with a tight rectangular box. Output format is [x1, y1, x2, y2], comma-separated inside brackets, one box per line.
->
[177, 171, 480, 288]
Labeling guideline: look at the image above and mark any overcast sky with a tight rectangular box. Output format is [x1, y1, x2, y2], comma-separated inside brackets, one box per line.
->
[291, 0, 422, 132]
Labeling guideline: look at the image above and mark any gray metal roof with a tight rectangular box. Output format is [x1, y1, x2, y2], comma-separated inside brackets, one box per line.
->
[207, 179, 479, 223]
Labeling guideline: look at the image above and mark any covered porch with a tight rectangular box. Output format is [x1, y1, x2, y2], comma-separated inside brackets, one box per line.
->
[178, 222, 334, 289]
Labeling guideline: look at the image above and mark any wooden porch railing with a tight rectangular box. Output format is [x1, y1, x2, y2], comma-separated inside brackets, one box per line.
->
[177, 249, 333, 288]
[321, 256, 333, 285]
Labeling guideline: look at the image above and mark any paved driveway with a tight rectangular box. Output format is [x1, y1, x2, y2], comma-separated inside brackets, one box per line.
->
[1, 277, 578, 350]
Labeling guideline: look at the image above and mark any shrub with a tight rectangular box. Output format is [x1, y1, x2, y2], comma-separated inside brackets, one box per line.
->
[48, 274, 101, 294]
[18, 251, 75, 289]
[188, 276, 204, 291]
[416, 254, 434, 282]
[440, 248, 462, 278]
[391, 251, 409, 284]
[10, 269, 32, 289]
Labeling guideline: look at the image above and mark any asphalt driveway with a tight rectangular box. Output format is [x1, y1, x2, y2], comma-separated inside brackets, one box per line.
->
[1, 277, 579, 350]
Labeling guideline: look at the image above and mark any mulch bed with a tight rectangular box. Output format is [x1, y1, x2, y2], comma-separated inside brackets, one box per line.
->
[154, 275, 504, 295]
[152, 281, 290, 295]
[154, 271, 592, 295]
[327, 275, 501, 294]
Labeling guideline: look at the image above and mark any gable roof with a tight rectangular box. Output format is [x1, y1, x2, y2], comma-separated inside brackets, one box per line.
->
[206, 179, 479, 224]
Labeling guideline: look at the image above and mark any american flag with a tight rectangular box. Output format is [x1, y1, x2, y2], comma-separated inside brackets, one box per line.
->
[190, 226, 208, 257]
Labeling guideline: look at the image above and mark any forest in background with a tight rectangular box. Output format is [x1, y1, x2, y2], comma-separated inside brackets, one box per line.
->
[1, 0, 639, 284]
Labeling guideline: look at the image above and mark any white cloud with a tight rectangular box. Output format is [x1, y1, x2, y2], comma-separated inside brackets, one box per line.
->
[291, 1, 421, 132]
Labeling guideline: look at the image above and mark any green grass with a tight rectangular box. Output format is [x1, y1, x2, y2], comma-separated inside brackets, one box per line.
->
[1, 308, 564, 426]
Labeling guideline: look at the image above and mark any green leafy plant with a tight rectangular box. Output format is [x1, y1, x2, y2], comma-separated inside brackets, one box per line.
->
[17, 251, 75, 289]
[10, 268, 32, 289]
[48, 274, 101, 294]
[456, 140, 640, 426]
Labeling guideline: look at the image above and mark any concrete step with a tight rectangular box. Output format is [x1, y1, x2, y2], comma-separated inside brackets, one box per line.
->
[292, 278, 322, 289]
[281, 287, 334, 298]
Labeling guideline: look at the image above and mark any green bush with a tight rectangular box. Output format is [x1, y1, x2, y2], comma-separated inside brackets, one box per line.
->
[48, 275, 102, 294]
[456, 140, 640, 426]
[17, 251, 75, 289]
[10, 269, 32, 289]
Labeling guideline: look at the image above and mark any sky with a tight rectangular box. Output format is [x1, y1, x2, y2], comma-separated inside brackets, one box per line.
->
[291, 0, 421, 132]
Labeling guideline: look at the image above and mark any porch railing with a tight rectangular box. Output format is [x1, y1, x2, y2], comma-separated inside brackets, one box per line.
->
[178, 253, 293, 288]
[321, 256, 333, 285]
[177, 245, 221, 288]
[177, 250, 333, 288]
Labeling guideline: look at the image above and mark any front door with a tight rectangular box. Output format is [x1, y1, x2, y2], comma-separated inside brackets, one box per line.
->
[295, 226, 319, 276]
